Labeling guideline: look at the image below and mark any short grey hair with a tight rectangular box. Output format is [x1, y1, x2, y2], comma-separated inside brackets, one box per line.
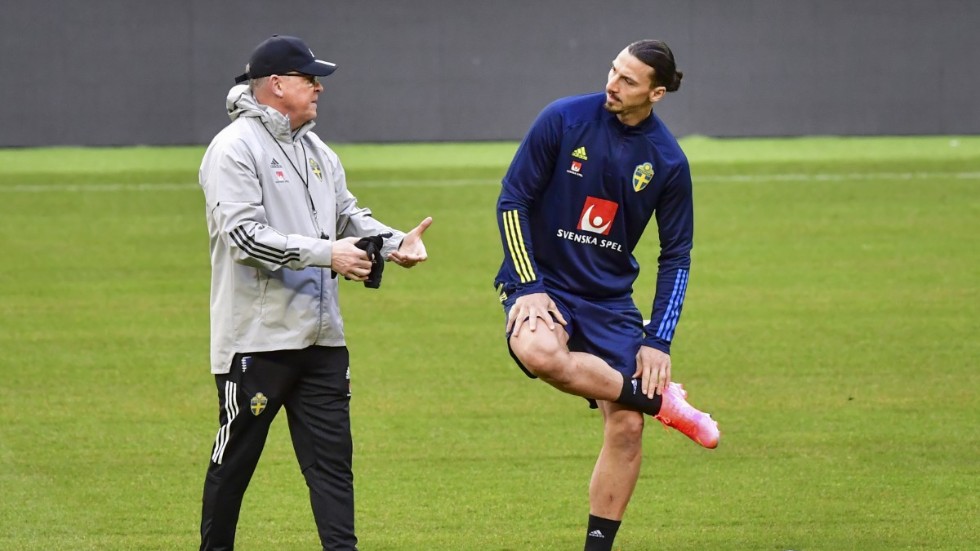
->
[248, 76, 269, 95]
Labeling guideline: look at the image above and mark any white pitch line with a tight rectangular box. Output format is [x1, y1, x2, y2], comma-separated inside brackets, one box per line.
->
[696, 171, 980, 183]
[0, 182, 199, 193]
[0, 171, 978, 193]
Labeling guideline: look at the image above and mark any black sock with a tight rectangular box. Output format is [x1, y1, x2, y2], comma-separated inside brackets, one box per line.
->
[614, 374, 663, 415]
[584, 514, 621, 551]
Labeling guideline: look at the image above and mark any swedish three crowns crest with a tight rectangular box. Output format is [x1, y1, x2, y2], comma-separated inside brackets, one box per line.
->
[632, 162, 654, 192]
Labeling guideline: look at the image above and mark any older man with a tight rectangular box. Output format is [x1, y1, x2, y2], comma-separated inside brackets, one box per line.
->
[198, 35, 431, 550]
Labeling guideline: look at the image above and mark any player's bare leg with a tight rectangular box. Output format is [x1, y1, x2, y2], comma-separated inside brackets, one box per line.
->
[509, 324, 623, 400]
[589, 401, 643, 519]
[579, 401, 643, 549]
[511, 310, 719, 450]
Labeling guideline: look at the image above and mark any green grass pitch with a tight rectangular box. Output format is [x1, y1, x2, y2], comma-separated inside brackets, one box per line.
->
[0, 136, 977, 550]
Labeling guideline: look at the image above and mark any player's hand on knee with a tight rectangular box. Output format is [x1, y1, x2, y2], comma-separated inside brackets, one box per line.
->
[507, 292, 567, 336]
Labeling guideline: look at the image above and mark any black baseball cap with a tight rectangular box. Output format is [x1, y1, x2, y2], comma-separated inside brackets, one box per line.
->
[234, 35, 337, 84]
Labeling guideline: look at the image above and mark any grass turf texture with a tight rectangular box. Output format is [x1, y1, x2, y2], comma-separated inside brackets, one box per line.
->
[0, 136, 977, 550]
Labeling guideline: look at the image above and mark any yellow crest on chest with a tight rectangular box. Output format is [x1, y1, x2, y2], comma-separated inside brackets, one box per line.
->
[632, 162, 654, 192]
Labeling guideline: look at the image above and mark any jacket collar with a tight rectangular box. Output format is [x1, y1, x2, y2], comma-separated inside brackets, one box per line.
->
[225, 84, 316, 143]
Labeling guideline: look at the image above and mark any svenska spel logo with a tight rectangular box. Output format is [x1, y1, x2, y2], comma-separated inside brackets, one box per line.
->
[577, 196, 618, 235]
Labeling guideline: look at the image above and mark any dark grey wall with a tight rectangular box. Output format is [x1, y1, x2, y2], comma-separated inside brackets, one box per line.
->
[1, 0, 977, 146]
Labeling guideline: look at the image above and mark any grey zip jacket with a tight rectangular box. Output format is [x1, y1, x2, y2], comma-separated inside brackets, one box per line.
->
[199, 85, 405, 374]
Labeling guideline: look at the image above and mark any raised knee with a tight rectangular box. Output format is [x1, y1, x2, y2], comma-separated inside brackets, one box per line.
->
[510, 333, 566, 381]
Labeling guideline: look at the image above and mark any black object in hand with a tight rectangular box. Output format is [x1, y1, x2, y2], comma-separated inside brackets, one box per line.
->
[354, 234, 389, 288]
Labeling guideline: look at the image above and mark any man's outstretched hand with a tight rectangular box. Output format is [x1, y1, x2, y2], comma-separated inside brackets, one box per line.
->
[387, 217, 432, 268]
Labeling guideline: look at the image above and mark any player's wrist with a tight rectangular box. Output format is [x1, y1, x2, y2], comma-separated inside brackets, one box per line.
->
[641, 336, 671, 355]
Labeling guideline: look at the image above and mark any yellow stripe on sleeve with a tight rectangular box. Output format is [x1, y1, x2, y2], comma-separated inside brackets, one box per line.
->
[503, 210, 536, 283]
[503, 211, 530, 282]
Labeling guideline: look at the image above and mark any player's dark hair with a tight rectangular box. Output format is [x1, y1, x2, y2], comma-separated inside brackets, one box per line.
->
[627, 39, 683, 92]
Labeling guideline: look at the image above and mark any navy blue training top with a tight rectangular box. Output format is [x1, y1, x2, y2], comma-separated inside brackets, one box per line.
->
[494, 92, 693, 354]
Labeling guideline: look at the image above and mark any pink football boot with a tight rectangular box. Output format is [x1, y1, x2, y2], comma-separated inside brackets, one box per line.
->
[654, 382, 720, 448]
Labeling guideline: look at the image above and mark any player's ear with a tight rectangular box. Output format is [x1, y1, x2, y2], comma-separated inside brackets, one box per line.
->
[649, 86, 666, 103]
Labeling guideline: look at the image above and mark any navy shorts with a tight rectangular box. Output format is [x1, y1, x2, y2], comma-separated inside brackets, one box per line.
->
[502, 285, 644, 379]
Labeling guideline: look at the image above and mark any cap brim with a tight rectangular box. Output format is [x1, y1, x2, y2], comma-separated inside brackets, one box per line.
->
[300, 59, 338, 77]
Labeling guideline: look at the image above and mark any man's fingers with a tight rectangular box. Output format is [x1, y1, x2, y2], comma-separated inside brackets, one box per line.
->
[552, 308, 568, 326]
[511, 314, 526, 337]
[543, 311, 556, 330]
[411, 216, 433, 237]
[388, 250, 427, 267]
[507, 293, 562, 340]
[547, 301, 567, 327]
[650, 364, 670, 397]
[643, 367, 660, 399]
[386, 217, 431, 268]
[650, 366, 664, 398]
[388, 251, 418, 265]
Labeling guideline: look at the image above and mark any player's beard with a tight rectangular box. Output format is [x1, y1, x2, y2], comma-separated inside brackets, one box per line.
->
[603, 93, 623, 114]
[603, 93, 653, 123]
